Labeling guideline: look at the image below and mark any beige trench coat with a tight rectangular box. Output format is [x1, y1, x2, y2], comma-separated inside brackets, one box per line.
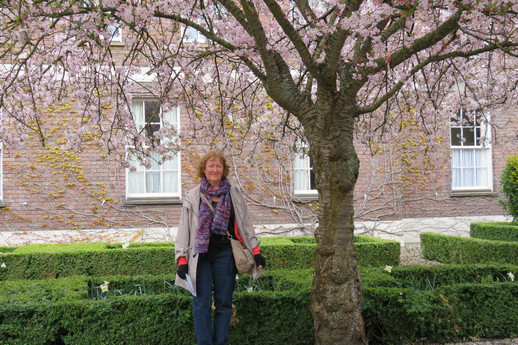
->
[174, 183, 263, 296]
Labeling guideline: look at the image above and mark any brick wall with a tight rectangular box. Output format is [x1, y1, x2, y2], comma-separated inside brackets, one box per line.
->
[1, 102, 516, 235]
[1, 105, 516, 235]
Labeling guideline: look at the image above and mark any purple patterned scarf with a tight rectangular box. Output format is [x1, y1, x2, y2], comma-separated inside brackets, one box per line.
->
[194, 177, 232, 253]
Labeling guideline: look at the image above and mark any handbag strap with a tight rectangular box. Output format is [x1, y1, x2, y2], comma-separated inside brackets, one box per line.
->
[200, 194, 215, 214]
[200, 193, 233, 240]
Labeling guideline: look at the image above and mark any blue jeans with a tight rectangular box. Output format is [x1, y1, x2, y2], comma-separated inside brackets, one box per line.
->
[193, 247, 236, 345]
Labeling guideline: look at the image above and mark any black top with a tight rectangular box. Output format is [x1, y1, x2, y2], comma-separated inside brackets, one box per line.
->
[206, 197, 236, 255]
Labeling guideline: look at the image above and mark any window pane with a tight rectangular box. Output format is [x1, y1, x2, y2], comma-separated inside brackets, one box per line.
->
[463, 167, 475, 186]
[309, 159, 316, 189]
[475, 127, 481, 145]
[475, 150, 487, 167]
[163, 154, 178, 170]
[476, 168, 488, 186]
[150, 152, 160, 170]
[451, 128, 462, 146]
[145, 124, 160, 137]
[128, 171, 145, 193]
[128, 153, 145, 171]
[452, 168, 461, 188]
[462, 150, 474, 167]
[451, 149, 461, 168]
[163, 172, 178, 193]
[294, 154, 306, 169]
[145, 101, 159, 123]
[184, 26, 205, 41]
[463, 128, 475, 146]
[163, 109, 178, 125]
[131, 102, 143, 124]
[108, 23, 122, 41]
[146, 172, 160, 193]
[295, 170, 308, 190]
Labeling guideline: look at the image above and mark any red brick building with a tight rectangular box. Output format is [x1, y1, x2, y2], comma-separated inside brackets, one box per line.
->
[0, 28, 516, 247]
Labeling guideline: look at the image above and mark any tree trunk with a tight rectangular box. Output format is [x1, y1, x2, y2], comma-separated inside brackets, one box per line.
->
[309, 111, 366, 344]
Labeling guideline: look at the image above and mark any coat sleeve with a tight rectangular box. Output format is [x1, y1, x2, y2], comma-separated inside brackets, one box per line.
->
[175, 201, 192, 262]
[233, 187, 260, 250]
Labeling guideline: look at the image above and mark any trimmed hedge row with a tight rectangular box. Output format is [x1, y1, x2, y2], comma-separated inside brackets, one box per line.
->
[1, 265, 517, 344]
[0, 236, 400, 281]
[0, 245, 176, 281]
[258, 236, 400, 269]
[421, 232, 518, 265]
[471, 222, 518, 242]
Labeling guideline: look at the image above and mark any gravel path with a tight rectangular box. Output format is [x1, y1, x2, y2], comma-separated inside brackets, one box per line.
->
[399, 246, 442, 266]
[399, 247, 518, 345]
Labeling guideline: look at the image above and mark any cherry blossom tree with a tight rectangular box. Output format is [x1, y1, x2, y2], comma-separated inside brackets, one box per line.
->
[1, 0, 518, 343]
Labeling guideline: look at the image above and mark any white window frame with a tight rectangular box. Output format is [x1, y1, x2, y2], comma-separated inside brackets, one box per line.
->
[126, 99, 181, 198]
[294, 142, 317, 196]
[450, 109, 493, 191]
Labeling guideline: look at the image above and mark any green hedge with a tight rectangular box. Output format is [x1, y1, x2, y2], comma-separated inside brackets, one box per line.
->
[1, 265, 517, 344]
[0, 246, 16, 253]
[257, 235, 400, 269]
[355, 236, 400, 267]
[0, 270, 312, 345]
[0, 236, 399, 281]
[421, 232, 518, 265]
[471, 222, 518, 242]
[363, 282, 518, 344]
[0, 294, 195, 345]
[0, 245, 176, 281]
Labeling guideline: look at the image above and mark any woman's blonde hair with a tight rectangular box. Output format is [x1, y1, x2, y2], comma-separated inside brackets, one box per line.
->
[197, 150, 230, 179]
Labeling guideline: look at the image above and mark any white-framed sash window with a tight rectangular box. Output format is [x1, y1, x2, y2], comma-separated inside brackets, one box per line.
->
[450, 109, 492, 191]
[294, 142, 317, 196]
[126, 100, 181, 198]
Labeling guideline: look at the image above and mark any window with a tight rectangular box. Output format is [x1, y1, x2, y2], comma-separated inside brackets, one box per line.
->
[294, 143, 317, 196]
[81, 1, 123, 43]
[127, 100, 181, 198]
[107, 22, 122, 43]
[183, 23, 206, 42]
[450, 109, 492, 191]
[99, 21, 122, 43]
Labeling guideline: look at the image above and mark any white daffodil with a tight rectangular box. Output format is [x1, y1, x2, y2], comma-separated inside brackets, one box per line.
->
[122, 242, 129, 249]
[1, 262, 6, 269]
[508, 272, 515, 282]
[100, 280, 110, 293]
[384, 265, 392, 273]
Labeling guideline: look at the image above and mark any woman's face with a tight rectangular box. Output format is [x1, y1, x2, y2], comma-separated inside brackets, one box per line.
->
[204, 156, 224, 188]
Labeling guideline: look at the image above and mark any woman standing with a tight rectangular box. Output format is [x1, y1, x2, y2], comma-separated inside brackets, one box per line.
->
[175, 150, 266, 345]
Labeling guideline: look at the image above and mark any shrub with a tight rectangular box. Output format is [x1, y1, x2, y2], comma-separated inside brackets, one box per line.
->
[260, 235, 400, 269]
[1, 264, 518, 344]
[421, 232, 518, 265]
[0, 236, 399, 282]
[500, 155, 518, 221]
[471, 222, 518, 242]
